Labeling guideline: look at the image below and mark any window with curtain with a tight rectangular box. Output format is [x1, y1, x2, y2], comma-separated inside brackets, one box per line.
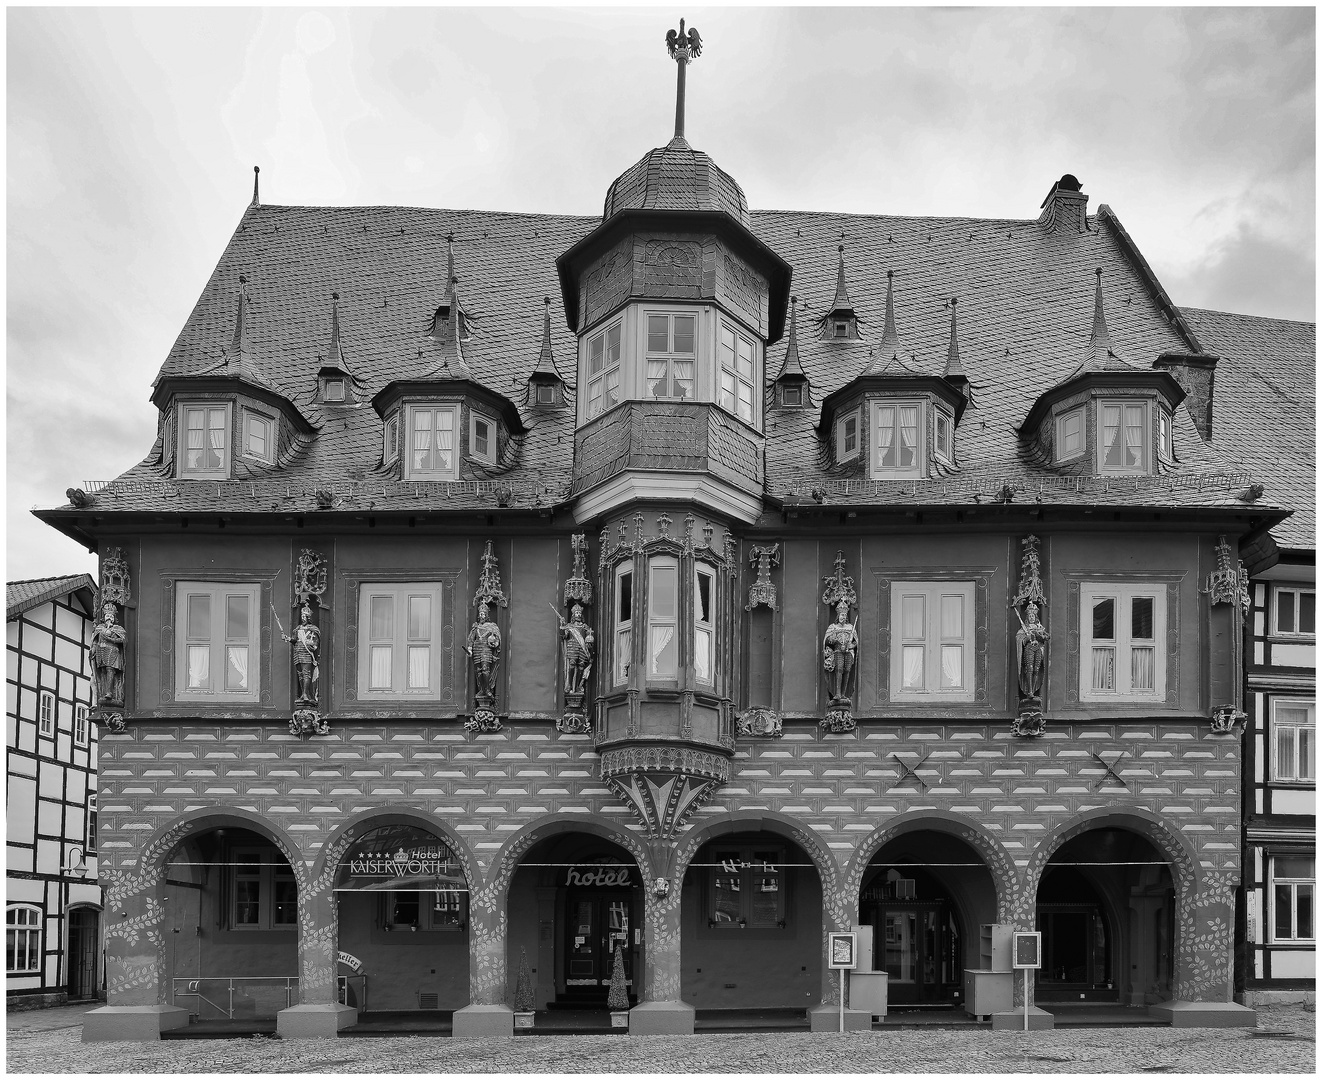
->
[175, 582, 261, 703]
[718, 323, 758, 425]
[614, 565, 633, 684]
[645, 312, 697, 401]
[585, 320, 622, 419]
[357, 583, 444, 699]
[1079, 583, 1165, 700]
[872, 400, 924, 477]
[406, 405, 458, 480]
[890, 581, 975, 701]
[179, 403, 230, 477]
[1098, 400, 1149, 474]
[1269, 855, 1315, 942]
[647, 557, 679, 679]
[6, 905, 41, 973]
[1272, 700, 1315, 783]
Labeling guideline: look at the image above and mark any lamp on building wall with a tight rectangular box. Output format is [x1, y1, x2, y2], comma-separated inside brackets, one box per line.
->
[65, 847, 88, 879]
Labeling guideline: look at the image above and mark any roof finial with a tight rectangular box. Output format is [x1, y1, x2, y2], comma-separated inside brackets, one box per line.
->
[879, 270, 902, 359]
[778, 294, 804, 380]
[665, 18, 702, 142]
[828, 243, 855, 315]
[446, 234, 456, 301]
[251, 166, 260, 208]
[230, 275, 249, 364]
[943, 297, 965, 380]
[326, 291, 345, 369]
[1087, 267, 1115, 366]
[532, 295, 560, 379]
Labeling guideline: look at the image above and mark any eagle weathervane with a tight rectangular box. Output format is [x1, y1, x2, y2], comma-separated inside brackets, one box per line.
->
[665, 18, 703, 140]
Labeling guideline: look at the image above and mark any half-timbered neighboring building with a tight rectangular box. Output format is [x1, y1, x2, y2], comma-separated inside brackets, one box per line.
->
[6, 575, 102, 1008]
[35, 30, 1305, 1041]
[1183, 309, 1316, 1005]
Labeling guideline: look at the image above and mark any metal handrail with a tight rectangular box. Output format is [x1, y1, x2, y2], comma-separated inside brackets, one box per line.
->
[170, 975, 368, 1019]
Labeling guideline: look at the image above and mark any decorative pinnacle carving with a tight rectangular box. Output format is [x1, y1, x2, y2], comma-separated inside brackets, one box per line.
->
[821, 550, 858, 610]
[474, 540, 508, 610]
[1206, 535, 1249, 612]
[746, 543, 780, 611]
[565, 533, 592, 606]
[633, 512, 646, 552]
[657, 512, 672, 539]
[294, 548, 328, 606]
[97, 547, 132, 609]
[683, 512, 696, 554]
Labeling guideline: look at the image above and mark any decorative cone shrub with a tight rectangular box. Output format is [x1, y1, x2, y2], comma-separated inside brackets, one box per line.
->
[607, 944, 630, 1011]
[512, 947, 536, 1013]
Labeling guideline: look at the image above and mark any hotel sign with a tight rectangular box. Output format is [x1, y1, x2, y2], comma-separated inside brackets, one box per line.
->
[565, 865, 632, 887]
[336, 825, 467, 892]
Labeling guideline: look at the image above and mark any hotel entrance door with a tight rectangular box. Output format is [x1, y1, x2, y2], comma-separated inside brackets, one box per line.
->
[563, 891, 634, 1003]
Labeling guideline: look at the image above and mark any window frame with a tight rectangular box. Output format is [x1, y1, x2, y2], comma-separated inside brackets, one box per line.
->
[717, 321, 758, 426]
[240, 408, 275, 465]
[933, 407, 955, 466]
[381, 889, 468, 932]
[1156, 406, 1173, 462]
[694, 564, 716, 687]
[585, 319, 623, 420]
[228, 847, 298, 932]
[403, 403, 460, 481]
[468, 410, 496, 465]
[38, 691, 54, 736]
[835, 409, 860, 463]
[74, 704, 89, 747]
[86, 792, 98, 854]
[706, 845, 788, 931]
[356, 583, 446, 701]
[1078, 582, 1167, 702]
[870, 399, 925, 478]
[174, 581, 263, 704]
[1271, 699, 1315, 784]
[890, 581, 976, 702]
[322, 376, 347, 403]
[178, 402, 232, 479]
[1267, 854, 1315, 943]
[1272, 586, 1316, 639]
[383, 413, 400, 466]
[1096, 399, 1150, 476]
[646, 556, 680, 682]
[613, 563, 634, 686]
[535, 382, 557, 405]
[644, 310, 699, 402]
[781, 384, 803, 407]
[6, 904, 42, 973]
[1055, 405, 1086, 462]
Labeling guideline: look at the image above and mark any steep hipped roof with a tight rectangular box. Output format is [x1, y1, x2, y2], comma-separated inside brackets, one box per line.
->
[602, 136, 751, 227]
[7, 574, 96, 620]
[55, 198, 1271, 518]
[1182, 307, 1316, 550]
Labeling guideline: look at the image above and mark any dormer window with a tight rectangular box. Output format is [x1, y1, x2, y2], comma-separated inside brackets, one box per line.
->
[833, 321, 848, 339]
[405, 404, 458, 481]
[383, 414, 399, 465]
[782, 385, 803, 407]
[180, 403, 231, 478]
[323, 377, 346, 403]
[1157, 407, 1173, 462]
[586, 320, 622, 419]
[1098, 400, 1149, 475]
[835, 410, 860, 462]
[536, 383, 557, 405]
[242, 409, 275, 464]
[934, 408, 954, 465]
[1056, 406, 1086, 461]
[646, 312, 697, 400]
[871, 400, 923, 478]
[469, 411, 496, 465]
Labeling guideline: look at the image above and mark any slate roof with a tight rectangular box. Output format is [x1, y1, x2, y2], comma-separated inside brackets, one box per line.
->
[602, 136, 750, 225]
[7, 574, 96, 620]
[63, 194, 1277, 520]
[1181, 308, 1316, 550]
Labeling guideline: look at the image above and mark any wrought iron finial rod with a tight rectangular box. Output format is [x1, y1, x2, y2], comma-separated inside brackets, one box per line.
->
[665, 18, 702, 141]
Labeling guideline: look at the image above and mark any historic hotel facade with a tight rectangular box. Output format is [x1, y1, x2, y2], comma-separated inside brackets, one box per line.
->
[38, 29, 1298, 1040]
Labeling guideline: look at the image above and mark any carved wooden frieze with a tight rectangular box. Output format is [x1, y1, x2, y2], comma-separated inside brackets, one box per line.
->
[746, 543, 780, 611]
[599, 745, 730, 839]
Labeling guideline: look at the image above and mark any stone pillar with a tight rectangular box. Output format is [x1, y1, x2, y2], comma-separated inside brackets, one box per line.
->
[994, 871, 1053, 1031]
[82, 867, 189, 1041]
[630, 880, 693, 1035]
[1149, 876, 1256, 1027]
[807, 875, 871, 1032]
[277, 881, 356, 1038]
[452, 883, 513, 1037]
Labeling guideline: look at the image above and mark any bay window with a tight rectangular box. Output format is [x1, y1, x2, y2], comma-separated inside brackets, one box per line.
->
[718, 324, 757, 424]
[891, 582, 974, 701]
[872, 400, 923, 477]
[645, 313, 697, 400]
[469, 411, 496, 464]
[1097, 400, 1149, 474]
[357, 583, 445, 699]
[836, 410, 860, 462]
[934, 408, 954, 464]
[586, 321, 622, 419]
[405, 404, 458, 480]
[1272, 700, 1315, 783]
[179, 403, 230, 478]
[1080, 583, 1165, 701]
[175, 582, 261, 703]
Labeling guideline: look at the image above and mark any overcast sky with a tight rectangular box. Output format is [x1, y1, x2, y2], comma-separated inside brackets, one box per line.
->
[7, 5, 1315, 582]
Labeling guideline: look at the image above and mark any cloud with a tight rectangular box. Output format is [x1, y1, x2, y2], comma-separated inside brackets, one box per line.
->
[1166, 225, 1316, 322]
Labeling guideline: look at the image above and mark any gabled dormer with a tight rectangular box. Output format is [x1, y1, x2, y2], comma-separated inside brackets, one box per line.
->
[772, 296, 811, 408]
[527, 297, 567, 409]
[1019, 269, 1186, 474]
[372, 274, 523, 479]
[818, 244, 859, 341]
[818, 272, 966, 477]
[151, 275, 314, 479]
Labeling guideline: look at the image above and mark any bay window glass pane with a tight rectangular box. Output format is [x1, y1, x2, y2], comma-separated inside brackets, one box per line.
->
[696, 572, 712, 623]
[844, 416, 857, 454]
[225, 646, 249, 692]
[1092, 598, 1115, 640]
[940, 645, 963, 688]
[617, 572, 632, 623]
[1275, 884, 1294, 938]
[434, 410, 454, 469]
[1123, 405, 1145, 467]
[898, 407, 918, 466]
[1276, 726, 1297, 779]
[412, 410, 433, 470]
[738, 382, 753, 422]
[1101, 405, 1121, 465]
[187, 594, 211, 639]
[902, 645, 924, 689]
[648, 316, 669, 352]
[407, 596, 431, 640]
[370, 596, 393, 639]
[673, 316, 695, 354]
[369, 646, 392, 690]
[226, 595, 249, 640]
[1131, 647, 1154, 691]
[737, 338, 754, 378]
[695, 628, 712, 683]
[590, 333, 604, 373]
[247, 416, 267, 457]
[1131, 596, 1154, 640]
[606, 324, 621, 363]
[877, 406, 896, 466]
[186, 410, 205, 467]
[407, 646, 430, 689]
[672, 360, 694, 398]
[615, 628, 631, 682]
[1301, 593, 1316, 634]
[474, 420, 489, 457]
[1278, 592, 1297, 633]
[650, 626, 677, 676]
[901, 595, 926, 639]
[719, 370, 736, 412]
[651, 566, 677, 618]
[604, 370, 620, 408]
[647, 359, 668, 397]
[1091, 647, 1115, 691]
[187, 645, 210, 689]
[206, 409, 226, 468]
[939, 595, 963, 639]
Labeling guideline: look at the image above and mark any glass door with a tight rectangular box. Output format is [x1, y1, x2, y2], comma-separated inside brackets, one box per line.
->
[874, 902, 953, 1003]
[563, 892, 633, 1001]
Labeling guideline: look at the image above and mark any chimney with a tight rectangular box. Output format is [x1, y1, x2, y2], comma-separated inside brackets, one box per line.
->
[1154, 352, 1220, 440]
[1038, 173, 1089, 234]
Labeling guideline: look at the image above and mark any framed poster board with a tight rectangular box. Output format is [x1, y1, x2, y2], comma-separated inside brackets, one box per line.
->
[1012, 931, 1042, 969]
[828, 931, 858, 970]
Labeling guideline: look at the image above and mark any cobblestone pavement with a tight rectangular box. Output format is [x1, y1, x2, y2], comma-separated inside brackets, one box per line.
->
[6, 1004, 1315, 1074]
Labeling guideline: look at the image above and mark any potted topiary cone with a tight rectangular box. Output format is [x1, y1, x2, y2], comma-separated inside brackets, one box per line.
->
[607, 944, 630, 1028]
[512, 947, 536, 1029]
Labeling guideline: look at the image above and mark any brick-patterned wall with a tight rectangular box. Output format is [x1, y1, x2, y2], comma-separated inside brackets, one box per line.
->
[96, 719, 1242, 884]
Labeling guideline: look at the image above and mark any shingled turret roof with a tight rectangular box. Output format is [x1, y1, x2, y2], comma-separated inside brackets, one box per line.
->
[602, 136, 751, 227]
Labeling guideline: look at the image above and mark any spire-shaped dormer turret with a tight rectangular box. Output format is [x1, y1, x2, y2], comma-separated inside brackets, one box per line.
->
[774, 296, 810, 407]
[860, 272, 917, 375]
[820, 245, 859, 340]
[318, 291, 356, 405]
[251, 165, 260, 208]
[942, 296, 970, 405]
[529, 296, 566, 407]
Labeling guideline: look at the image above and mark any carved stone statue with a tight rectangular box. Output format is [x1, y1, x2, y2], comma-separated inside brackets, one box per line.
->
[89, 602, 126, 708]
[822, 599, 858, 705]
[1014, 601, 1049, 706]
[559, 603, 595, 697]
[466, 601, 502, 705]
[282, 602, 321, 707]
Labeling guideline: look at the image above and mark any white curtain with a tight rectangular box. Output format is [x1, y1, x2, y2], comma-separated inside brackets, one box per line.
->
[227, 646, 249, 692]
[1131, 647, 1155, 690]
[615, 628, 631, 681]
[188, 645, 210, 689]
[1301, 728, 1315, 781]
[208, 411, 225, 468]
[940, 645, 963, 688]
[877, 409, 895, 466]
[186, 412, 204, 469]
[413, 410, 433, 470]
[899, 407, 918, 467]
[1091, 647, 1115, 691]
[1101, 406, 1121, 466]
[902, 645, 924, 689]
[408, 646, 430, 690]
[695, 628, 711, 682]
[1123, 406, 1144, 466]
[370, 645, 392, 690]
[1276, 727, 1296, 779]
[650, 626, 675, 676]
